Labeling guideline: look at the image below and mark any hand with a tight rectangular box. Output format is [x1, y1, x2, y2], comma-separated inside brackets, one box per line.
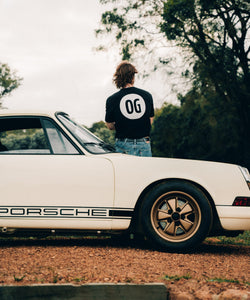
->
[106, 122, 115, 130]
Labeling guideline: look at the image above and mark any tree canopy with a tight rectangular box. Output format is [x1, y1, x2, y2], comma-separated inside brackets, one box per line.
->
[161, 0, 250, 164]
[0, 63, 22, 108]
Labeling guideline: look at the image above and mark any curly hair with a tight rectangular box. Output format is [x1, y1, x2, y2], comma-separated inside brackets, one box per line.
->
[113, 61, 138, 89]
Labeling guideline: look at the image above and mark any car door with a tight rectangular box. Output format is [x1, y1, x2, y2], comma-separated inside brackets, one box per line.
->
[0, 116, 114, 230]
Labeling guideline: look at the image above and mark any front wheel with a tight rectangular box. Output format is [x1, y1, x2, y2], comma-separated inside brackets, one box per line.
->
[141, 181, 213, 251]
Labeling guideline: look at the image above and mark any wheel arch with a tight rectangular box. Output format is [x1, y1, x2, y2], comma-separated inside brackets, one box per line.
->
[130, 178, 221, 234]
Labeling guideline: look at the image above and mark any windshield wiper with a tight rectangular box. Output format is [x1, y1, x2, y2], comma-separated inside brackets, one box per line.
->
[83, 142, 99, 146]
[99, 142, 115, 152]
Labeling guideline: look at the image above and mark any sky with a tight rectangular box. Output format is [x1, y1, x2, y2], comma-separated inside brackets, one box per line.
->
[0, 0, 181, 126]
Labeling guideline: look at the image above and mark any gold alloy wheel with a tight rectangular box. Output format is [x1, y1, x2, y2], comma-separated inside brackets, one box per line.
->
[150, 191, 202, 242]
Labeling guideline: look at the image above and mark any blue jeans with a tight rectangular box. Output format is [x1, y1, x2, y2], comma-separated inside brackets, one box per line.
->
[115, 138, 152, 157]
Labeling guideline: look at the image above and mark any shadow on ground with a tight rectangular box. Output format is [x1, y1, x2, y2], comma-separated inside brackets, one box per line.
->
[0, 235, 249, 255]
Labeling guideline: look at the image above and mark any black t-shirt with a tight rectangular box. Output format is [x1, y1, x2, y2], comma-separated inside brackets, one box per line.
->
[105, 87, 154, 139]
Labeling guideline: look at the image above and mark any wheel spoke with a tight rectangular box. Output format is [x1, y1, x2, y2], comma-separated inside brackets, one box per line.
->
[179, 219, 193, 232]
[164, 221, 176, 235]
[168, 198, 177, 212]
[157, 209, 171, 221]
[180, 203, 193, 215]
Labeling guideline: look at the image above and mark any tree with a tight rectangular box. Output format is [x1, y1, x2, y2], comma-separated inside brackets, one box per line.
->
[98, 0, 249, 95]
[151, 104, 182, 157]
[161, 0, 250, 166]
[97, 0, 250, 168]
[88, 121, 115, 145]
[0, 63, 22, 108]
[96, 0, 173, 77]
[151, 86, 242, 165]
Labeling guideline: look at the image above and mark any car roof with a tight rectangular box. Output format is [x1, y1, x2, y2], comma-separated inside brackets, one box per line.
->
[0, 109, 63, 118]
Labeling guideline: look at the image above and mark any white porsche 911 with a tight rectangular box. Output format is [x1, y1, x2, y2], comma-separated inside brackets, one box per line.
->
[0, 110, 249, 251]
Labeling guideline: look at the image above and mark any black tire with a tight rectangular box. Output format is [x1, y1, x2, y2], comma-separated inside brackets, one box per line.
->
[141, 180, 213, 251]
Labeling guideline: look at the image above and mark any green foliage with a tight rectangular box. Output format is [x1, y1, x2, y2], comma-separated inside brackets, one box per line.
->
[0, 63, 22, 106]
[161, 0, 250, 167]
[30, 131, 48, 149]
[73, 277, 87, 283]
[163, 274, 192, 281]
[206, 231, 250, 246]
[13, 274, 26, 282]
[96, 0, 164, 60]
[88, 121, 115, 146]
[151, 84, 244, 166]
[1, 129, 48, 150]
[151, 104, 182, 158]
[206, 278, 240, 284]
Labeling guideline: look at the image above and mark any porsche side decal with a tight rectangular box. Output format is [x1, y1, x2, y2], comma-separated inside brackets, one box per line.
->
[0, 206, 134, 219]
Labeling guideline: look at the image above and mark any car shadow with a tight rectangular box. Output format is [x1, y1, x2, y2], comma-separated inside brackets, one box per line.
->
[0, 235, 249, 255]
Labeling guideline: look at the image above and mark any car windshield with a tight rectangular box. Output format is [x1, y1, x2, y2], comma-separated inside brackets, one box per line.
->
[56, 113, 115, 154]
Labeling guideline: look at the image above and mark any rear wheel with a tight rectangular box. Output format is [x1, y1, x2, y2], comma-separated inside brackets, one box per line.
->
[141, 181, 213, 251]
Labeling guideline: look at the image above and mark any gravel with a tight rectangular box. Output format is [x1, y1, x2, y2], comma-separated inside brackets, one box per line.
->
[0, 237, 249, 299]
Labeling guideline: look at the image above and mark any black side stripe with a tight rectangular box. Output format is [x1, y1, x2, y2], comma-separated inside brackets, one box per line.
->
[109, 210, 134, 217]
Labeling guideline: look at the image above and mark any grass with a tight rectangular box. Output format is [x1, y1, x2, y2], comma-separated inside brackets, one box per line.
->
[162, 274, 250, 286]
[13, 274, 26, 282]
[163, 274, 192, 281]
[73, 277, 87, 283]
[206, 278, 250, 286]
[206, 277, 240, 284]
[205, 230, 250, 246]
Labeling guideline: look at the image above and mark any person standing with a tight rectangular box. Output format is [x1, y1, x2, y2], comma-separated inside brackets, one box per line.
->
[105, 61, 154, 157]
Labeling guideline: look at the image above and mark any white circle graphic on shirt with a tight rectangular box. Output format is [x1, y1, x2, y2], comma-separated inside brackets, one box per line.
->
[120, 94, 146, 119]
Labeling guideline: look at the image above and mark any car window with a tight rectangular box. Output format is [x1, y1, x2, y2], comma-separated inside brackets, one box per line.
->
[0, 117, 79, 155]
[0, 118, 50, 154]
[43, 119, 79, 154]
